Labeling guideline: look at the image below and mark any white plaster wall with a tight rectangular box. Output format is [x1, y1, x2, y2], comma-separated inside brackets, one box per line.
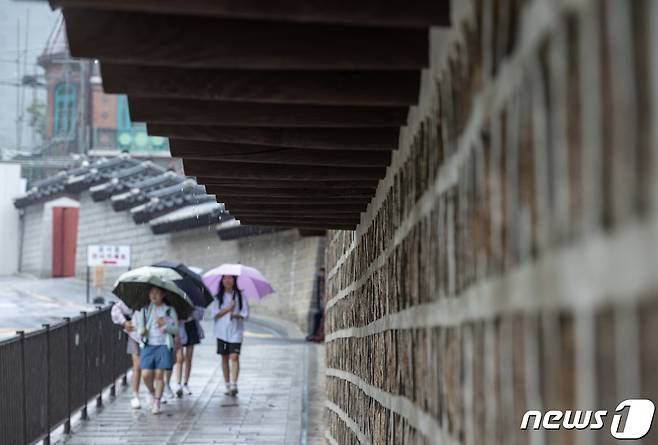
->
[0, 164, 23, 275]
[20, 203, 46, 276]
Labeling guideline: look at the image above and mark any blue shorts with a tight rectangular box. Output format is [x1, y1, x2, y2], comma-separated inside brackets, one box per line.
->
[140, 345, 173, 370]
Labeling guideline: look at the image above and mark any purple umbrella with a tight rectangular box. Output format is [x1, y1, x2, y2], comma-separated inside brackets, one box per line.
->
[202, 263, 274, 300]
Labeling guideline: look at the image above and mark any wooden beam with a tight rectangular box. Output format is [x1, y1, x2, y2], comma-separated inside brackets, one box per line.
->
[64, 9, 429, 70]
[224, 198, 370, 208]
[229, 211, 361, 222]
[183, 159, 386, 181]
[52, 0, 451, 28]
[169, 140, 391, 167]
[102, 64, 420, 106]
[207, 189, 373, 202]
[236, 212, 358, 220]
[197, 177, 379, 190]
[130, 98, 408, 127]
[216, 196, 371, 205]
[236, 218, 357, 231]
[148, 125, 399, 151]
[224, 197, 368, 206]
[236, 210, 360, 219]
[225, 202, 366, 213]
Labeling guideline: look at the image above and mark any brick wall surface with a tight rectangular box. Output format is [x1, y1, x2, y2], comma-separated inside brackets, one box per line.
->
[324, 0, 658, 444]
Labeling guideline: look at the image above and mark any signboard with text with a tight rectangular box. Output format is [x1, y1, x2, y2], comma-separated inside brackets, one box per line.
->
[87, 245, 131, 267]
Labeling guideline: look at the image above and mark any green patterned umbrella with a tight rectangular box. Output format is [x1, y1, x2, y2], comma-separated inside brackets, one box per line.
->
[112, 266, 194, 318]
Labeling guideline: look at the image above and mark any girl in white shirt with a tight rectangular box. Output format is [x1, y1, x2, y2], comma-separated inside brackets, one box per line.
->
[209, 275, 249, 396]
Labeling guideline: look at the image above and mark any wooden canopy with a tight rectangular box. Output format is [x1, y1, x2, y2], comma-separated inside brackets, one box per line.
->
[52, 0, 450, 229]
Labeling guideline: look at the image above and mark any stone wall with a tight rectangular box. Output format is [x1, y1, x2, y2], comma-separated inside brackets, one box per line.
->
[324, 0, 658, 444]
[167, 226, 325, 332]
[71, 192, 324, 330]
[74, 192, 170, 285]
[235, 231, 325, 333]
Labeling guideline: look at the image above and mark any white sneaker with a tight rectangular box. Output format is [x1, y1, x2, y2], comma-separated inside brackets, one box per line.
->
[175, 384, 184, 398]
[229, 383, 238, 396]
[151, 399, 161, 415]
[130, 396, 141, 409]
[163, 385, 175, 403]
[223, 384, 231, 395]
[183, 384, 192, 395]
[146, 392, 154, 407]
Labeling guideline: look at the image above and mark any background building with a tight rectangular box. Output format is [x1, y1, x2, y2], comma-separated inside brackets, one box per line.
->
[18, 13, 178, 185]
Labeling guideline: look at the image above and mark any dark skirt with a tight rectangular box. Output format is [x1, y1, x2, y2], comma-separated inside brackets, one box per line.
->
[183, 320, 201, 346]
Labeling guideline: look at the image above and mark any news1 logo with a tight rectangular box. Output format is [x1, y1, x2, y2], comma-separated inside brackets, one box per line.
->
[520, 399, 655, 439]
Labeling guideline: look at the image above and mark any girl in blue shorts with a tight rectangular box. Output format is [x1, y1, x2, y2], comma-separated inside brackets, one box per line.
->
[135, 286, 178, 414]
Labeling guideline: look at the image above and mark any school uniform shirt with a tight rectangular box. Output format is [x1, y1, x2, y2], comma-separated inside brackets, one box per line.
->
[134, 303, 178, 349]
[110, 300, 141, 343]
[210, 291, 249, 343]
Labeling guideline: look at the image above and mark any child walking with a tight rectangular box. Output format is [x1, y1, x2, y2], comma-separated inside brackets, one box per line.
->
[175, 306, 205, 397]
[110, 300, 142, 409]
[210, 275, 248, 396]
[135, 286, 178, 414]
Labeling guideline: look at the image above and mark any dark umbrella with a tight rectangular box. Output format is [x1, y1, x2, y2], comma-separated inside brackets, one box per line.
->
[112, 266, 194, 319]
[151, 260, 214, 307]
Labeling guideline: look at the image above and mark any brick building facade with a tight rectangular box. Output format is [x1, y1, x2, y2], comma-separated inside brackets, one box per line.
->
[27, 16, 175, 180]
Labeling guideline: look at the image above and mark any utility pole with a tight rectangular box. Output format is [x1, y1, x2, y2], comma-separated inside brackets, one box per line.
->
[14, 11, 31, 153]
[15, 18, 21, 152]
[78, 59, 92, 155]
[22, 11, 30, 151]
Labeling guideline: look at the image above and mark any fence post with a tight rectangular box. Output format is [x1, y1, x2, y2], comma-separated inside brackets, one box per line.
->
[110, 316, 116, 399]
[63, 317, 71, 435]
[122, 331, 128, 388]
[96, 307, 103, 409]
[42, 324, 50, 445]
[16, 331, 27, 445]
[80, 312, 88, 421]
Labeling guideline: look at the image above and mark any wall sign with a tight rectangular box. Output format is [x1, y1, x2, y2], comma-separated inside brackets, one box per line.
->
[87, 244, 130, 267]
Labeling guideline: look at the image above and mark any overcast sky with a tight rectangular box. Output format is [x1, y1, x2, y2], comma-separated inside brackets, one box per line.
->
[0, 0, 57, 152]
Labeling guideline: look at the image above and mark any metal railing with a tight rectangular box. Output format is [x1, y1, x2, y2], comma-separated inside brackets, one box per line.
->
[0, 306, 131, 445]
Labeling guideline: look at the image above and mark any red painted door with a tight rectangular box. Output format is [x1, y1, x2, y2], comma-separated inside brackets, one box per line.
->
[52, 207, 79, 277]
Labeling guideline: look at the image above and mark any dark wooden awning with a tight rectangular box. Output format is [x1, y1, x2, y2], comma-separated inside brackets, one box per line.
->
[51, 0, 450, 229]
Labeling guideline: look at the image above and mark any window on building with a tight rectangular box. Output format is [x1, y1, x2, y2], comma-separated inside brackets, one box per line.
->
[53, 82, 78, 137]
[116, 95, 131, 130]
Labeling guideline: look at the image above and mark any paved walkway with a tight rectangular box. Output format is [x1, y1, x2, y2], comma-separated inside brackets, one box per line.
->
[0, 276, 101, 339]
[61, 319, 325, 445]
